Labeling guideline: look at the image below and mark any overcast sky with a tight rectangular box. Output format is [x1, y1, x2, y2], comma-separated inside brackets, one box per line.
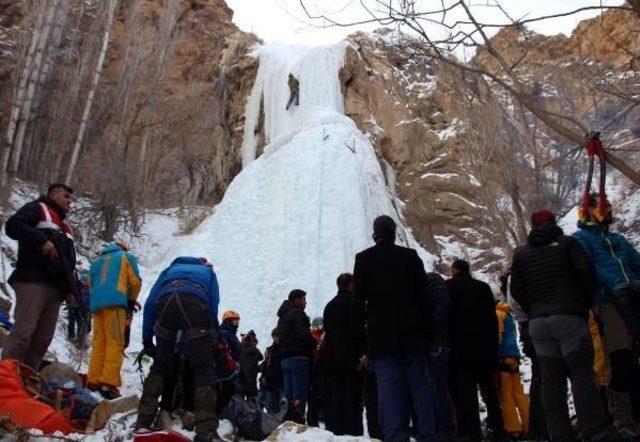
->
[225, 0, 626, 51]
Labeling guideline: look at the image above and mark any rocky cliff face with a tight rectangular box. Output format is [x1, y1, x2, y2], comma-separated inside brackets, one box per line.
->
[2, 1, 638, 267]
[339, 9, 640, 273]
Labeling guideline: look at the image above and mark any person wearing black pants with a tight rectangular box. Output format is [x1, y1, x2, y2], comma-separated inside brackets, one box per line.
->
[137, 257, 221, 442]
[446, 259, 505, 440]
[322, 273, 363, 436]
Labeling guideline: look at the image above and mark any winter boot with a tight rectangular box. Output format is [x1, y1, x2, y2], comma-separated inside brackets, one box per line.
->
[194, 385, 220, 441]
[100, 384, 121, 400]
[283, 400, 304, 424]
[136, 373, 165, 428]
[156, 410, 174, 430]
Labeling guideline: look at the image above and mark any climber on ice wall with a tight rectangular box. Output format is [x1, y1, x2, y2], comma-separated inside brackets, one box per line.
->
[286, 73, 299, 110]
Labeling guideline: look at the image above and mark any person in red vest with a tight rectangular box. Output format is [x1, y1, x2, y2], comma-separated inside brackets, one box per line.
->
[2, 183, 76, 370]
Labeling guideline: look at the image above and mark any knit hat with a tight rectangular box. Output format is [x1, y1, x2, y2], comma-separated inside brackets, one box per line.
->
[530, 209, 556, 228]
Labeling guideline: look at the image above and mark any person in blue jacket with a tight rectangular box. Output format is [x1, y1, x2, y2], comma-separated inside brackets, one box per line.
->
[573, 195, 640, 434]
[136, 256, 220, 442]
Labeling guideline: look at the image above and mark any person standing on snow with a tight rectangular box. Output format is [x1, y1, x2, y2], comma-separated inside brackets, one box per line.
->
[307, 316, 324, 427]
[572, 196, 640, 435]
[259, 328, 284, 414]
[495, 298, 530, 438]
[425, 271, 456, 439]
[86, 242, 141, 399]
[136, 256, 220, 442]
[504, 272, 548, 440]
[2, 183, 77, 370]
[446, 259, 505, 441]
[220, 311, 242, 366]
[510, 209, 611, 441]
[277, 289, 317, 423]
[352, 215, 437, 441]
[240, 330, 263, 400]
[285, 73, 300, 110]
[68, 270, 90, 345]
[322, 273, 363, 436]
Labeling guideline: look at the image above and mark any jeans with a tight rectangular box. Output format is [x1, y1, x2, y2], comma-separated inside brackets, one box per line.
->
[281, 356, 310, 404]
[260, 389, 283, 414]
[530, 314, 609, 439]
[372, 355, 435, 442]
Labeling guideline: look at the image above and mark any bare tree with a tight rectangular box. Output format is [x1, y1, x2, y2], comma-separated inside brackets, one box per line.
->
[1, 1, 47, 184]
[300, 0, 640, 185]
[65, 0, 118, 185]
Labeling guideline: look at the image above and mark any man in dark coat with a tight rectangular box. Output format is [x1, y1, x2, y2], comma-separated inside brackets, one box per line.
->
[446, 259, 504, 441]
[353, 215, 436, 441]
[511, 209, 610, 441]
[277, 289, 317, 423]
[2, 183, 76, 370]
[322, 273, 363, 436]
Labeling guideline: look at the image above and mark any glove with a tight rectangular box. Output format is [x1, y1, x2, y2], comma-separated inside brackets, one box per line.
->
[127, 300, 141, 313]
[143, 341, 157, 359]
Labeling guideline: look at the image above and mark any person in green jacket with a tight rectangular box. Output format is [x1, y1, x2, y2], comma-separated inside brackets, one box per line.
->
[286, 73, 299, 110]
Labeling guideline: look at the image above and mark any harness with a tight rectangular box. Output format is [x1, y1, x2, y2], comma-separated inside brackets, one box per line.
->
[154, 280, 213, 343]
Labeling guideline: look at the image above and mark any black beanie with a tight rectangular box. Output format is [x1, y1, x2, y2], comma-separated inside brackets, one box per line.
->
[373, 215, 396, 242]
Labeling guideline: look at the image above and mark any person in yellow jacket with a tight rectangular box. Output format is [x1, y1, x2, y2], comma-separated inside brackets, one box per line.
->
[87, 242, 141, 399]
[496, 300, 530, 438]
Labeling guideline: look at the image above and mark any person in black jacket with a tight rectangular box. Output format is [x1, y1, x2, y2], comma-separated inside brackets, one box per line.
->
[426, 272, 455, 439]
[352, 215, 436, 441]
[322, 273, 363, 436]
[259, 329, 284, 413]
[510, 210, 611, 441]
[277, 289, 316, 423]
[446, 259, 504, 441]
[2, 183, 76, 369]
[241, 330, 263, 400]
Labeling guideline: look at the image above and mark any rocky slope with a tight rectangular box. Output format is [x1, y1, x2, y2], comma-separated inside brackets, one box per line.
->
[337, 9, 640, 274]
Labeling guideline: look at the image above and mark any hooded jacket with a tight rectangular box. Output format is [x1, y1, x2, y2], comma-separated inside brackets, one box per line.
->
[496, 301, 520, 358]
[142, 257, 219, 344]
[573, 224, 640, 303]
[5, 196, 76, 290]
[89, 244, 141, 312]
[511, 224, 596, 319]
[277, 300, 316, 358]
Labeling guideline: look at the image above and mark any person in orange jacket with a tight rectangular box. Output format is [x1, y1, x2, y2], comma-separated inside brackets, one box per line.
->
[496, 299, 530, 438]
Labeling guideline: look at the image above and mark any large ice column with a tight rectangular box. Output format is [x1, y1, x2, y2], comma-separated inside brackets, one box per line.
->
[241, 44, 346, 167]
[161, 42, 433, 340]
